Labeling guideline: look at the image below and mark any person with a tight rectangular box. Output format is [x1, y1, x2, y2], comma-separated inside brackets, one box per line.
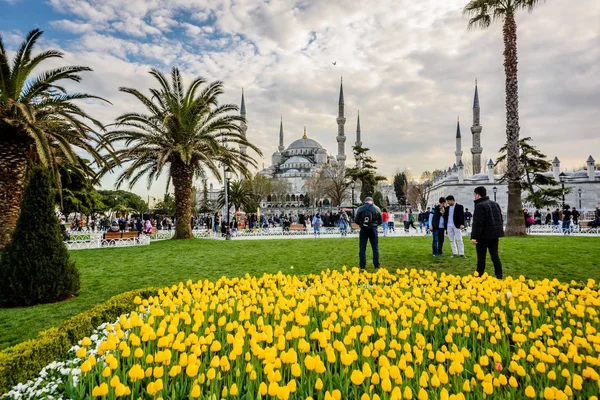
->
[407, 209, 417, 231]
[339, 212, 349, 237]
[403, 210, 410, 233]
[552, 208, 560, 226]
[534, 210, 542, 225]
[312, 213, 323, 237]
[464, 208, 472, 228]
[429, 197, 447, 257]
[596, 205, 600, 220]
[144, 219, 153, 234]
[59, 218, 70, 240]
[471, 186, 504, 279]
[561, 205, 572, 234]
[423, 207, 431, 234]
[213, 212, 220, 234]
[445, 196, 465, 258]
[355, 197, 382, 271]
[545, 208, 552, 225]
[571, 207, 580, 226]
[388, 211, 395, 233]
[382, 208, 389, 237]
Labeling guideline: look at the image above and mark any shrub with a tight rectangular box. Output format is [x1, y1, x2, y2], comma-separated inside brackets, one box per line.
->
[0, 288, 157, 394]
[0, 166, 80, 306]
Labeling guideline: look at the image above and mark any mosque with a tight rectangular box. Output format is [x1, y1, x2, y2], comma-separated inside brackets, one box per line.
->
[251, 79, 361, 210]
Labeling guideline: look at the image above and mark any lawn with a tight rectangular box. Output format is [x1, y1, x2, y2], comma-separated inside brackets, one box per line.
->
[0, 235, 598, 351]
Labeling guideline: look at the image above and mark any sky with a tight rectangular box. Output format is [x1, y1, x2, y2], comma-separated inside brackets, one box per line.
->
[1, 0, 599, 200]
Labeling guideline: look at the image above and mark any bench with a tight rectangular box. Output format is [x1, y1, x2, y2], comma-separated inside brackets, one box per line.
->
[290, 224, 306, 231]
[351, 223, 359, 230]
[104, 231, 139, 240]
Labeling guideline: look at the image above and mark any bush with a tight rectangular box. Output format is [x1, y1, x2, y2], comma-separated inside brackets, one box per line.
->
[0, 166, 80, 306]
[0, 288, 157, 394]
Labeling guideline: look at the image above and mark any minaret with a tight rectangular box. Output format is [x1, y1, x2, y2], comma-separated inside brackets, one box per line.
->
[278, 117, 285, 152]
[239, 89, 248, 156]
[355, 111, 362, 168]
[336, 77, 347, 163]
[470, 79, 483, 175]
[455, 116, 463, 165]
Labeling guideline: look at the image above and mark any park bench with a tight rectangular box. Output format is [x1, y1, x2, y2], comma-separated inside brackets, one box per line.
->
[289, 223, 306, 232]
[104, 231, 139, 240]
[351, 223, 360, 230]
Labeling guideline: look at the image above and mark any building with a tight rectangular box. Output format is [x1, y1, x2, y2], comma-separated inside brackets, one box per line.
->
[428, 81, 600, 212]
[256, 78, 362, 211]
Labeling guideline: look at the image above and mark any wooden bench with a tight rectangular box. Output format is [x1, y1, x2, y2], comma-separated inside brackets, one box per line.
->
[290, 223, 306, 231]
[104, 231, 139, 240]
[351, 223, 359, 230]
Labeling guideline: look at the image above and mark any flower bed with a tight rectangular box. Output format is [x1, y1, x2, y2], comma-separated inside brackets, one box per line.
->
[3, 268, 600, 399]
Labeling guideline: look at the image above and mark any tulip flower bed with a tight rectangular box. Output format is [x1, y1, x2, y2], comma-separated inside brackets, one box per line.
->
[4, 268, 600, 400]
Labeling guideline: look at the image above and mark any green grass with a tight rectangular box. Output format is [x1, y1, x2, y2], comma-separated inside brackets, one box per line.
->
[0, 235, 598, 351]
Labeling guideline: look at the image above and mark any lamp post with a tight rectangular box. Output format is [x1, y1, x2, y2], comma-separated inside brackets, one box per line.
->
[578, 188, 582, 210]
[493, 186, 498, 202]
[224, 167, 233, 240]
[559, 172, 567, 208]
[351, 181, 356, 222]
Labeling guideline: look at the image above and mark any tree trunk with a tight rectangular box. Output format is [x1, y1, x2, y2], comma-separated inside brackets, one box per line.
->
[0, 140, 29, 249]
[503, 13, 526, 236]
[171, 159, 194, 239]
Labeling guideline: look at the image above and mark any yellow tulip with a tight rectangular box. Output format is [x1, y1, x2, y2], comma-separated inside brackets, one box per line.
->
[315, 378, 323, 390]
[190, 384, 201, 398]
[525, 386, 536, 398]
[418, 388, 428, 400]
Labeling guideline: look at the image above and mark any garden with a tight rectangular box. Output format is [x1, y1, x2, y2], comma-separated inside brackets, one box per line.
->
[2, 266, 599, 399]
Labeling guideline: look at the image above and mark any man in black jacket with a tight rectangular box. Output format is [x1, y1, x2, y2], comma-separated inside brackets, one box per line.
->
[445, 195, 465, 257]
[355, 197, 383, 271]
[471, 186, 504, 279]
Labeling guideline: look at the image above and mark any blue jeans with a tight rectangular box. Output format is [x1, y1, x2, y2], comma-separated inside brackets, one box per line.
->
[314, 225, 321, 236]
[562, 220, 571, 234]
[382, 221, 389, 236]
[214, 223, 219, 233]
[432, 228, 445, 255]
[359, 226, 380, 269]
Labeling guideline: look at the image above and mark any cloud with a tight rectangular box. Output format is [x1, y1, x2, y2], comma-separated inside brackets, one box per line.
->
[4, 0, 596, 197]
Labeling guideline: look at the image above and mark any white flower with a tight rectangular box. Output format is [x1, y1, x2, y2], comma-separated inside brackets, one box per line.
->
[506, 291, 512, 299]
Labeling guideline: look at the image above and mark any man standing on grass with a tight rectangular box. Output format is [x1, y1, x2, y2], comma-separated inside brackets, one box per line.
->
[429, 197, 447, 257]
[355, 197, 382, 271]
[471, 186, 504, 279]
[445, 195, 466, 258]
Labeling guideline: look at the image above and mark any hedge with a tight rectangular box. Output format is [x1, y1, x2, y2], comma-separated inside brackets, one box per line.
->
[0, 287, 158, 394]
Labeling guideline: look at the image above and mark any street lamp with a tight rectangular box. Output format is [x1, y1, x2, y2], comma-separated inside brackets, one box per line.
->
[224, 167, 233, 240]
[350, 181, 356, 222]
[578, 188, 582, 210]
[559, 172, 567, 208]
[493, 186, 498, 202]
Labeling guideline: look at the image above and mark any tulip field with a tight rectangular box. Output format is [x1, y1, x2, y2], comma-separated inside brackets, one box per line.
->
[16, 267, 599, 399]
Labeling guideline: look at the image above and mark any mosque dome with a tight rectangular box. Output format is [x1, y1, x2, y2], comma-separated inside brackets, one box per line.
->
[287, 138, 323, 150]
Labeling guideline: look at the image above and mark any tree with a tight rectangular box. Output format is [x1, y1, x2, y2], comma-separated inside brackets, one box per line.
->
[218, 180, 255, 212]
[464, 0, 545, 236]
[154, 194, 176, 217]
[320, 163, 350, 207]
[98, 190, 147, 217]
[373, 191, 386, 209]
[497, 137, 570, 209]
[250, 175, 272, 210]
[0, 29, 109, 249]
[0, 166, 80, 307]
[271, 178, 292, 205]
[197, 179, 213, 213]
[104, 67, 261, 239]
[55, 159, 105, 218]
[393, 170, 408, 205]
[346, 145, 386, 201]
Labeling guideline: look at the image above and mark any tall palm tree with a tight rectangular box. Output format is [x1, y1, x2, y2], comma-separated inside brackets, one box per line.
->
[464, 0, 545, 236]
[105, 67, 261, 239]
[0, 29, 109, 248]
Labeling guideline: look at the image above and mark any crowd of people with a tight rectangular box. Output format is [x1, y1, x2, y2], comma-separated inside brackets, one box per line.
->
[523, 205, 600, 232]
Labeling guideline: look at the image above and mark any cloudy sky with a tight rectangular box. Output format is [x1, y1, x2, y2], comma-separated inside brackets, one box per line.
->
[2, 0, 599, 199]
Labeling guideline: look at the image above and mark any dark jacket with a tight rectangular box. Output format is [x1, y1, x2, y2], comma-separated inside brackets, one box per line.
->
[444, 203, 465, 228]
[355, 203, 382, 228]
[431, 205, 445, 229]
[471, 196, 505, 241]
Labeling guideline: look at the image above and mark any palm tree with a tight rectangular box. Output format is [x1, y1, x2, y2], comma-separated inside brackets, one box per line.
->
[463, 0, 545, 236]
[105, 67, 261, 239]
[218, 180, 256, 213]
[0, 29, 108, 248]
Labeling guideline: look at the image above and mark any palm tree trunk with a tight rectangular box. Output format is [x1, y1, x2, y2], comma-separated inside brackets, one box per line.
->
[503, 13, 526, 236]
[0, 140, 29, 249]
[171, 159, 194, 240]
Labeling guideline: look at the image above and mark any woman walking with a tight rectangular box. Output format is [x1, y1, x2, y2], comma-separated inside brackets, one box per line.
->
[382, 208, 389, 237]
[312, 213, 323, 238]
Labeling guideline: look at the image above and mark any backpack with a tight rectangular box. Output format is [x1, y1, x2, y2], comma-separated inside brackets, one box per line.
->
[362, 210, 373, 228]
